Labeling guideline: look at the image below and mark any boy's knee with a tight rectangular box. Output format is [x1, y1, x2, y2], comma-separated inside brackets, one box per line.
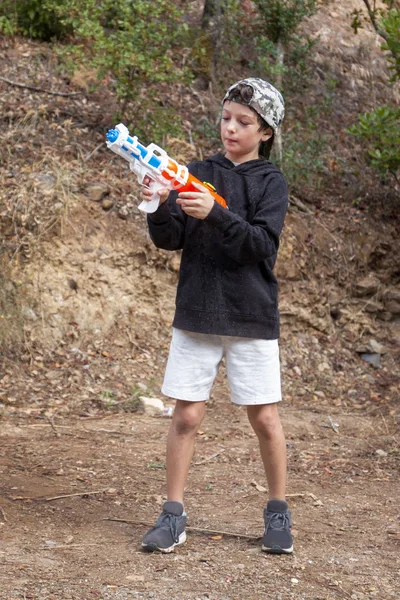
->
[173, 401, 204, 435]
[247, 404, 282, 437]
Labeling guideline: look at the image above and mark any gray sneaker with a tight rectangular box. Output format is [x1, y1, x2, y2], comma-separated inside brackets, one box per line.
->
[142, 501, 187, 553]
[262, 499, 293, 554]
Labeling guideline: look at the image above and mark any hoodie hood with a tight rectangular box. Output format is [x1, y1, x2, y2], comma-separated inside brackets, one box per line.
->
[206, 152, 282, 178]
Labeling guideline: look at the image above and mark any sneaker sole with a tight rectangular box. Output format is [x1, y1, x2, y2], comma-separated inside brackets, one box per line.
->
[141, 531, 187, 553]
[262, 543, 293, 554]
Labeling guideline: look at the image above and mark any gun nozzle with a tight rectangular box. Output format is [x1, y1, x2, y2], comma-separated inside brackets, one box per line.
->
[106, 129, 119, 143]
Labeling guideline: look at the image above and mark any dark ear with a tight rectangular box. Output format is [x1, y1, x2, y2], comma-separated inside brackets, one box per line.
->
[261, 127, 273, 142]
[259, 133, 275, 159]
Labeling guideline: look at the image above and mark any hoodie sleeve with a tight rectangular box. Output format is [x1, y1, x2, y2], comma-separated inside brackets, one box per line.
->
[146, 190, 187, 251]
[204, 171, 288, 265]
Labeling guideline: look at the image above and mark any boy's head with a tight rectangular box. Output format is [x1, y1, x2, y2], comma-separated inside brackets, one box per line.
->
[222, 78, 284, 159]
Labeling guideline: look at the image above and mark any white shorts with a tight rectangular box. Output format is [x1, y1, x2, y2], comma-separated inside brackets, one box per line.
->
[161, 328, 282, 406]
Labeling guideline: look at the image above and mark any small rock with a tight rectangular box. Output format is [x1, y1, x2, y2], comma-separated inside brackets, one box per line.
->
[384, 287, 400, 303]
[168, 253, 181, 272]
[352, 276, 380, 298]
[36, 173, 56, 192]
[45, 370, 62, 380]
[118, 205, 129, 219]
[375, 449, 387, 457]
[384, 300, 400, 315]
[22, 307, 38, 321]
[101, 198, 114, 210]
[369, 339, 386, 354]
[356, 339, 386, 356]
[139, 396, 164, 415]
[360, 353, 380, 367]
[377, 311, 393, 322]
[87, 184, 109, 202]
[364, 300, 384, 313]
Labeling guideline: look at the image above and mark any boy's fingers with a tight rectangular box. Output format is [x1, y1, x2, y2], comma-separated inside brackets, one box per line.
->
[191, 181, 207, 192]
[178, 191, 203, 199]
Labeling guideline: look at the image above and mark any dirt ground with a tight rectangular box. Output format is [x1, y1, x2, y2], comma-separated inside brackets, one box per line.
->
[1, 351, 399, 600]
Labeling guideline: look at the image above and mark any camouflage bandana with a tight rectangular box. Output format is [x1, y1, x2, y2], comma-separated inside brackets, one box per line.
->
[223, 78, 285, 131]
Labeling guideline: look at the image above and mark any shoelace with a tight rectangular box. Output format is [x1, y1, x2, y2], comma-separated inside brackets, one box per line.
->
[264, 511, 291, 532]
[157, 512, 180, 543]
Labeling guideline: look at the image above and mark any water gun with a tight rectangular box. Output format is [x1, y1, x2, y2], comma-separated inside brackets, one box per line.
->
[106, 123, 227, 213]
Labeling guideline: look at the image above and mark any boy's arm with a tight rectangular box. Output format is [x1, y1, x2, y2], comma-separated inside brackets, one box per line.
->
[146, 190, 187, 251]
[204, 173, 288, 265]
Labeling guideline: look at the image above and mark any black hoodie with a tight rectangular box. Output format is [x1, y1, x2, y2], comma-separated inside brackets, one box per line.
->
[147, 153, 289, 340]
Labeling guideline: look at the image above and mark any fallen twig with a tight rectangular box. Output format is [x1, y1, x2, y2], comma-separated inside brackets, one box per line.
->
[85, 428, 135, 436]
[321, 416, 339, 434]
[286, 492, 323, 504]
[289, 195, 314, 213]
[44, 489, 110, 501]
[12, 489, 110, 502]
[286, 492, 307, 498]
[0, 507, 7, 522]
[42, 543, 101, 550]
[84, 142, 104, 162]
[0, 76, 82, 97]
[104, 518, 260, 540]
[194, 449, 225, 465]
[45, 416, 61, 438]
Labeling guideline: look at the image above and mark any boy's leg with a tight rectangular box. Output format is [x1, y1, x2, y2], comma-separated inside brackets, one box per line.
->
[166, 400, 206, 503]
[246, 403, 286, 499]
[247, 403, 293, 554]
[142, 399, 205, 553]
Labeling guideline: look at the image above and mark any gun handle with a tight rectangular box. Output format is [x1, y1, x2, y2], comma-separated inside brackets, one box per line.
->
[138, 180, 168, 214]
[138, 197, 161, 213]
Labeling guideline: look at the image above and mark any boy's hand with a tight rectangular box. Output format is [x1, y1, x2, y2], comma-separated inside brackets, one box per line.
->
[176, 182, 214, 219]
[140, 176, 169, 205]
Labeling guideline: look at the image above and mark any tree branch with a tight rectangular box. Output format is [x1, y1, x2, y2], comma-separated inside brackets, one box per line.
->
[361, 0, 389, 42]
[0, 76, 82, 97]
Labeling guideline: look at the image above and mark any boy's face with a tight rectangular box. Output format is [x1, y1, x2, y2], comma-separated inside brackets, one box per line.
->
[221, 101, 273, 163]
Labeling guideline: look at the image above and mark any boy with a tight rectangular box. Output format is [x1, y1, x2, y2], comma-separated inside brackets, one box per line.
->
[140, 78, 293, 555]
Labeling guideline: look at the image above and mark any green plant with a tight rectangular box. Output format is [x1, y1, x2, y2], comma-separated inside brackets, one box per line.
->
[347, 106, 400, 180]
[123, 384, 143, 413]
[0, 0, 72, 39]
[380, 8, 400, 81]
[253, 0, 318, 44]
[252, 0, 319, 86]
[280, 131, 325, 193]
[99, 389, 117, 409]
[0, 14, 17, 35]
[126, 105, 185, 144]
[348, 2, 400, 182]
[0, 0, 192, 137]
